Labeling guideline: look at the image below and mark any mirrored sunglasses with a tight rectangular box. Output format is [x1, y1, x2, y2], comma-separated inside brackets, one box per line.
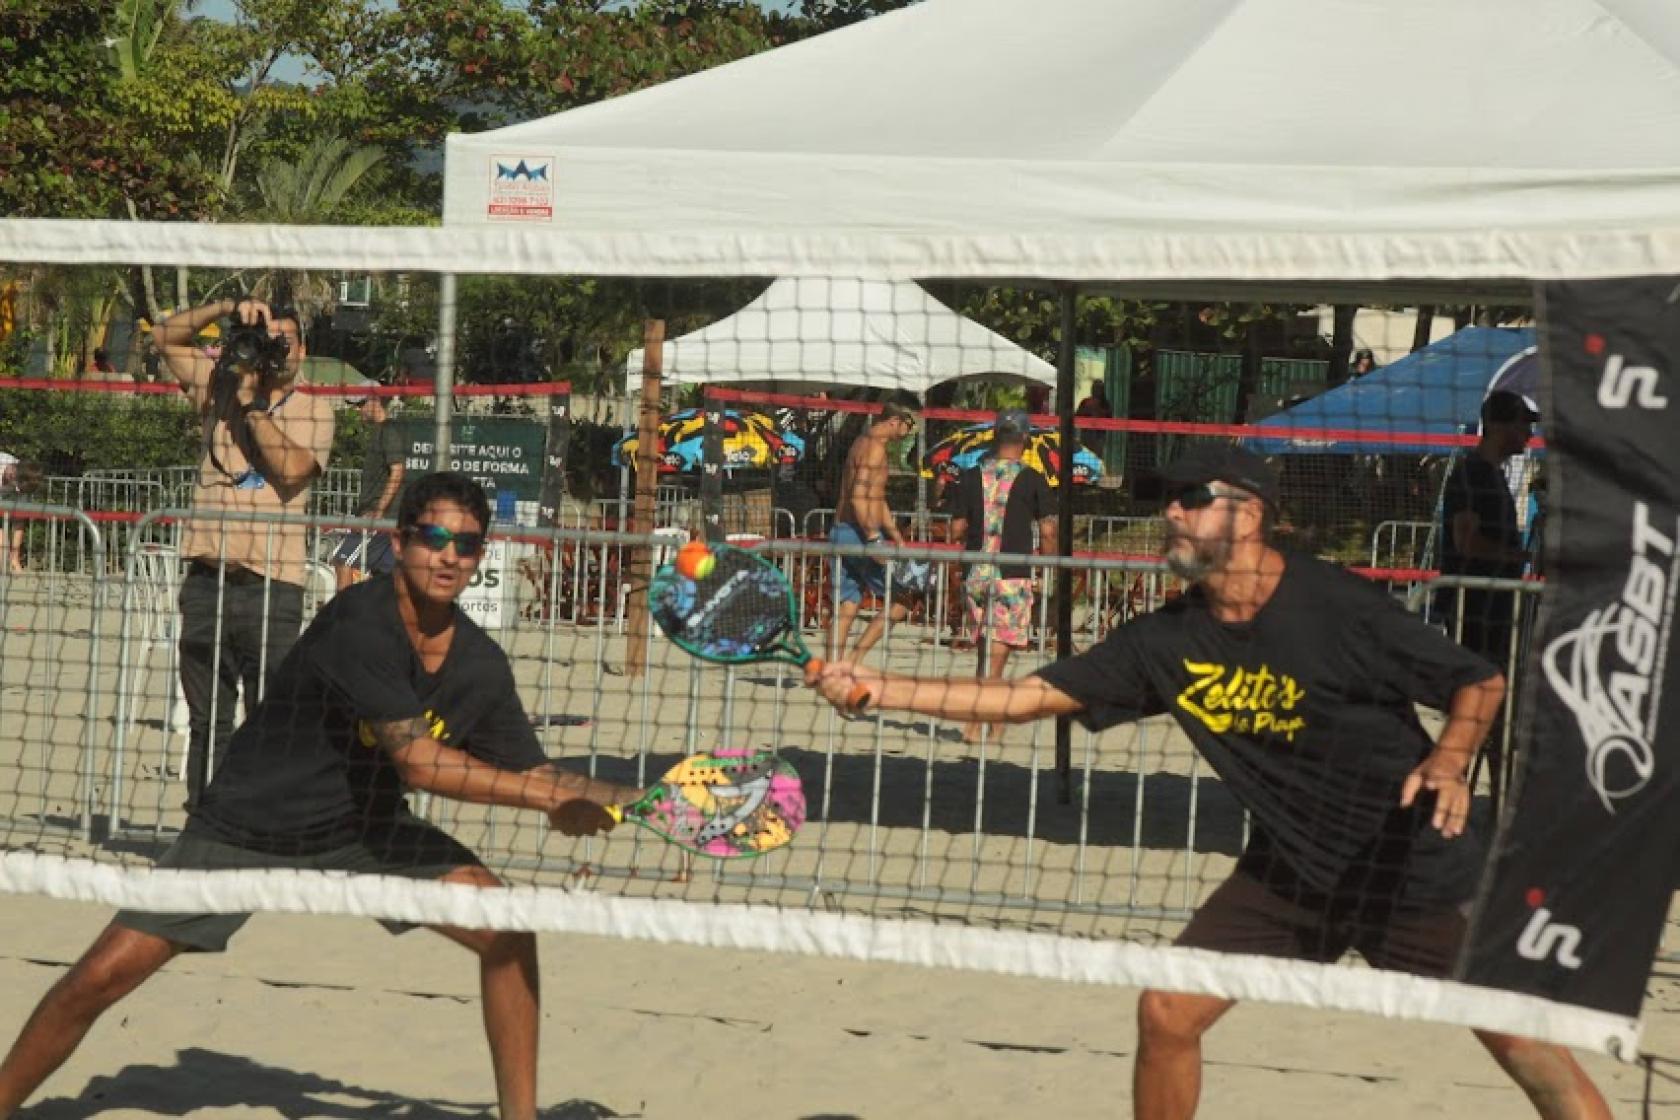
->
[406, 523, 486, 557]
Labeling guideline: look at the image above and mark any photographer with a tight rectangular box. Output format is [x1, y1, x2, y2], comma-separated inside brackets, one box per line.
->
[158, 298, 336, 805]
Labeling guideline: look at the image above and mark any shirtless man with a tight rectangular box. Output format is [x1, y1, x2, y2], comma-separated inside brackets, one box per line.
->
[827, 402, 917, 662]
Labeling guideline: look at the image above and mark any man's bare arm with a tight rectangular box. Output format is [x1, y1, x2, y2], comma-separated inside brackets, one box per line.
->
[155, 299, 234, 404]
[1449, 509, 1528, 568]
[370, 718, 632, 811]
[372, 461, 406, 517]
[815, 664, 1083, 724]
[243, 408, 328, 501]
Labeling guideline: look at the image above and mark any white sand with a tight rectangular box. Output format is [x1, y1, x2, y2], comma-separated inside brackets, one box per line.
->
[1, 895, 1675, 1119]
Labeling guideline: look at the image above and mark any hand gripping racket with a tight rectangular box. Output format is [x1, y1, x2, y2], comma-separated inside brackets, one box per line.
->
[604, 748, 805, 858]
[649, 543, 871, 711]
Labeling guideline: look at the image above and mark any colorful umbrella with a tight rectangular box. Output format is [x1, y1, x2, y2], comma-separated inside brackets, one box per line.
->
[919, 421, 1102, 487]
[612, 408, 806, 474]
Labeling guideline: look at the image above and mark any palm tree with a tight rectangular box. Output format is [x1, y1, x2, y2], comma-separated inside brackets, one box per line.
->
[248, 136, 385, 322]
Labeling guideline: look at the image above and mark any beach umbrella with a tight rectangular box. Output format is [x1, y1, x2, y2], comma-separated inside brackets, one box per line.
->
[919, 421, 1102, 487]
[612, 408, 806, 474]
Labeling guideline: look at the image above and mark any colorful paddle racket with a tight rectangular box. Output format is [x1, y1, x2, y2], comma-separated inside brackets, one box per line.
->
[604, 748, 805, 858]
[649, 542, 872, 710]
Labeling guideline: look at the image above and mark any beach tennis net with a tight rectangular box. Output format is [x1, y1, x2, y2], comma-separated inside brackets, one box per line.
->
[0, 248, 1671, 1062]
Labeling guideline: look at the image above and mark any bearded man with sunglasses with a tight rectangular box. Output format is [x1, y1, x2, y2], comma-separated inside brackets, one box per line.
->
[0, 472, 639, 1120]
[811, 445, 1609, 1120]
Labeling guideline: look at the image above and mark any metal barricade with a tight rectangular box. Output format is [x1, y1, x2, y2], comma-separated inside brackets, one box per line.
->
[0, 501, 109, 842]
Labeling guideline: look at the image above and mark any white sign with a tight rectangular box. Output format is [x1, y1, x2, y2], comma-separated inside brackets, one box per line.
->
[487, 155, 554, 222]
[459, 539, 510, 630]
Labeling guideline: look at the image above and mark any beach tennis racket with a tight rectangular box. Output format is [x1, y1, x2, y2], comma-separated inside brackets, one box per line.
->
[649, 543, 871, 711]
[604, 748, 805, 858]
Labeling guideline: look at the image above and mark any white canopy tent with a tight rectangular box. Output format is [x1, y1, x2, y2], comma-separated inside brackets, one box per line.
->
[7, 0, 1679, 283]
[621, 276, 1055, 397]
[435, 0, 1680, 286]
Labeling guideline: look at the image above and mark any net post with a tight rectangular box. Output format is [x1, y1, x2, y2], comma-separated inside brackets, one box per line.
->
[433, 272, 458, 471]
[1054, 283, 1078, 805]
[625, 319, 664, 679]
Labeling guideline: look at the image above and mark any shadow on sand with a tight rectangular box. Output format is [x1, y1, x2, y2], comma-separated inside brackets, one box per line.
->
[24, 1046, 628, 1119]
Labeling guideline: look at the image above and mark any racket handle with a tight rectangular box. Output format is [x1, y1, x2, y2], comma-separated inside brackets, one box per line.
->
[803, 658, 873, 714]
[604, 804, 626, 824]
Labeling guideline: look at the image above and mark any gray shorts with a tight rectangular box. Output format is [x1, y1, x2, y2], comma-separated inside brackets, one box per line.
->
[115, 817, 482, 953]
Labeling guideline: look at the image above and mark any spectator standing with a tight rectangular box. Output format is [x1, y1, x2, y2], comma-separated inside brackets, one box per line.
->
[332, 378, 407, 590]
[0, 452, 25, 573]
[1435, 390, 1536, 661]
[948, 410, 1055, 742]
[1075, 379, 1111, 455]
[1434, 389, 1536, 807]
[157, 298, 336, 806]
[827, 402, 917, 662]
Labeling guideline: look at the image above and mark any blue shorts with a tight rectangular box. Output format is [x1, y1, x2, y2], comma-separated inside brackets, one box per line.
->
[829, 522, 886, 605]
[330, 529, 395, 575]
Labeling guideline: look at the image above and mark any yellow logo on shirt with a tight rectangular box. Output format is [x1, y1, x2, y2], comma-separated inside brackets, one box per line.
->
[356, 709, 450, 749]
[1175, 660, 1307, 741]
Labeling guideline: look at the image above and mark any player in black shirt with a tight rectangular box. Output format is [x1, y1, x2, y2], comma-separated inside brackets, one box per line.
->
[0, 472, 638, 1120]
[812, 446, 1608, 1119]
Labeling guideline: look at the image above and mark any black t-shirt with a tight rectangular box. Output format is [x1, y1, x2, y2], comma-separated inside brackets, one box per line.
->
[194, 577, 548, 853]
[1035, 554, 1497, 905]
[954, 460, 1053, 579]
[1439, 454, 1522, 579]
[356, 421, 408, 516]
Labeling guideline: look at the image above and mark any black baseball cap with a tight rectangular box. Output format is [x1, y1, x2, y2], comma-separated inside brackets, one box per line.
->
[994, 408, 1031, 442]
[1161, 445, 1280, 508]
[1482, 389, 1540, 424]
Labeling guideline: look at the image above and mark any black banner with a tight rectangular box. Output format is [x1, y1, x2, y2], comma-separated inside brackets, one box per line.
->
[1463, 277, 1680, 1018]
[536, 390, 572, 529]
[700, 390, 726, 543]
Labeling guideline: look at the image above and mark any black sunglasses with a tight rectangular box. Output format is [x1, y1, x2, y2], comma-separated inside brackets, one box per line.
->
[405, 523, 486, 557]
[1165, 483, 1245, 512]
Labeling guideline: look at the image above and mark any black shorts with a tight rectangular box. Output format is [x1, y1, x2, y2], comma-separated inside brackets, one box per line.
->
[115, 817, 482, 953]
[1176, 871, 1468, 978]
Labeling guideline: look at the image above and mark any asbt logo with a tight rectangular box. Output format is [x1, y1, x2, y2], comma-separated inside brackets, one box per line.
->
[1542, 501, 1679, 813]
[1515, 888, 1583, 970]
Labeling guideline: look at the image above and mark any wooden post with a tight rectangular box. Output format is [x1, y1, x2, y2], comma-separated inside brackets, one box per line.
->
[624, 319, 664, 679]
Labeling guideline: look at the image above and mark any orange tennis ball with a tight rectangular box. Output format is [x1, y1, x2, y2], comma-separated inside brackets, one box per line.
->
[675, 540, 714, 580]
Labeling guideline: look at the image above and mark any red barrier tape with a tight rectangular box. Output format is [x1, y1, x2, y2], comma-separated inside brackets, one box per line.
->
[0, 378, 570, 398]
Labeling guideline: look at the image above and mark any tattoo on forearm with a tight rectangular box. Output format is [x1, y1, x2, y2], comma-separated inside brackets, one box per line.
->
[371, 716, 433, 753]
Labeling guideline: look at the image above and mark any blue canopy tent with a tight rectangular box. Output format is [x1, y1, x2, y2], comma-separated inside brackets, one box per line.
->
[1247, 327, 1536, 454]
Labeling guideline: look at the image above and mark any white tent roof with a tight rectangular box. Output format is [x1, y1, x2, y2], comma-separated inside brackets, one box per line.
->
[5, 0, 1679, 284]
[433, 0, 1680, 283]
[622, 277, 1055, 396]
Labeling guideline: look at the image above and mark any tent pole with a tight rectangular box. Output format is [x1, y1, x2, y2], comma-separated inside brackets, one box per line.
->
[433, 272, 458, 471]
[625, 320, 664, 679]
[1054, 284, 1077, 805]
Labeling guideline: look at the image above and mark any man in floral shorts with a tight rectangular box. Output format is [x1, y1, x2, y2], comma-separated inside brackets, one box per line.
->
[948, 409, 1055, 742]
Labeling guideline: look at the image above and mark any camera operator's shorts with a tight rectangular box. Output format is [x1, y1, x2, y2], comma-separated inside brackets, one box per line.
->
[115, 817, 482, 952]
[1176, 871, 1467, 978]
